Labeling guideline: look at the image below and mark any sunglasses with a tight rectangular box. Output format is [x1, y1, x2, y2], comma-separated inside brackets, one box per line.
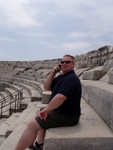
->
[60, 61, 72, 64]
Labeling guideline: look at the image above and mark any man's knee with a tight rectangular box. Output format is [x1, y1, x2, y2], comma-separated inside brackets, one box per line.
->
[27, 119, 42, 131]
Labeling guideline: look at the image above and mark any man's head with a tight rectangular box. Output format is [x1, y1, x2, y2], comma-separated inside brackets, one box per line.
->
[60, 54, 75, 74]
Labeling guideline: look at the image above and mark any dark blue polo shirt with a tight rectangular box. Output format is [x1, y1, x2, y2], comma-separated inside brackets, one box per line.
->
[49, 70, 82, 116]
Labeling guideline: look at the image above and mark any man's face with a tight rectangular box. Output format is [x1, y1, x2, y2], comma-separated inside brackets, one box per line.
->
[60, 56, 75, 74]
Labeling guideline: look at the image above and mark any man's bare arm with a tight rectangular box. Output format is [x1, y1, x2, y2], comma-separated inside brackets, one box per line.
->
[44, 65, 61, 91]
[39, 94, 66, 120]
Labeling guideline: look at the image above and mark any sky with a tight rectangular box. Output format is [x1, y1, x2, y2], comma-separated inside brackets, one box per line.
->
[0, 0, 113, 61]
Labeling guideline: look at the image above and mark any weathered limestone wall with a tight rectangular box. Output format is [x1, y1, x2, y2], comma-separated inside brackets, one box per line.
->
[0, 45, 113, 70]
[75, 45, 113, 69]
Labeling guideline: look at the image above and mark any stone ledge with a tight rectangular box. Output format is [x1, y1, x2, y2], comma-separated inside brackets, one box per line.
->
[0, 99, 113, 150]
[109, 68, 113, 84]
[0, 102, 47, 150]
[42, 91, 51, 104]
[81, 80, 113, 131]
[82, 69, 107, 80]
[43, 99, 113, 150]
[13, 82, 42, 101]
[0, 113, 20, 138]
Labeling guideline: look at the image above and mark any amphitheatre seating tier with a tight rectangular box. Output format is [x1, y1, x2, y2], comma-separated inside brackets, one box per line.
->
[74, 67, 90, 77]
[0, 87, 22, 118]
[0, 99, 113, 150]
[13, 82, 41, 102]
[99, 71, 109, 83]
[0, 95, 3, 100]
[0, 45, 113, 149]
[0, 82, 24, 118]
[0, 82, 32, 104]
[0, 102, 47, 150]
[0, 94, 4, 100]
[13, 77, 44, 95]
[12, 77, 49, 103]
[21, 69, 36, 77]
[81, 80, 113, 131]
[109, 68, 113, 84]
[0, 83, 22, 93]
[0, 74, 44, 95]
[0, 75, 14, 84]
[43, 99, 113, 150]
[4, 88, 18, 96]
[15, 74, 36, 81]
[82, 69, 107, 80]
[35, 69, 51, 79]
[5, 106, 37, 138]
[0, 113, 20, 139]
[0, 92, 9, 98]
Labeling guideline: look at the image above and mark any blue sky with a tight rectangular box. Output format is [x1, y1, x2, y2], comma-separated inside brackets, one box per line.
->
[0, 0, 113, 61]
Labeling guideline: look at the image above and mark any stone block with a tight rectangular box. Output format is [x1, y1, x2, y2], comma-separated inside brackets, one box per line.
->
[1, 99, 113, 150]
[81, 80, 113, 131]
[82, 70, 106, 80]
[0, 113, 20, 137]
[103, 59, 113, 71]
[42, 91, 51, 104]
[109, 68, 113, 84]
[43, 99, 113, 150]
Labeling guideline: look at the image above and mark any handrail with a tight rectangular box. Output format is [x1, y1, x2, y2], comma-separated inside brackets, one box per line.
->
[0, 89, 23, 118]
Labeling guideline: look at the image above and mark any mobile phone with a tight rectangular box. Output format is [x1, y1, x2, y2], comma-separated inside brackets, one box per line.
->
[59, 64, 61, 70]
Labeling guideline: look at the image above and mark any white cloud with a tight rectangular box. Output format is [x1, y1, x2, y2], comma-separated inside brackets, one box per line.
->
[0, 37, 17, 42]
[62, 42, 90, 49]
[69, 32, 88, 38]
[0, 0, 113, 60]
[19, 32, 51, 37]
[37, 41, 57, 49]
[0, 0, 42, 28]
[0, 50, 15, 60]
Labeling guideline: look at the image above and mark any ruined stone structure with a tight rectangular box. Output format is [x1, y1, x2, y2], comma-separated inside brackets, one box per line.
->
[0, 45, 113, 150]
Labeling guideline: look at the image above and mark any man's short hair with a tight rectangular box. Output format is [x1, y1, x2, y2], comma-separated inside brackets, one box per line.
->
[63, 54, 75, 61]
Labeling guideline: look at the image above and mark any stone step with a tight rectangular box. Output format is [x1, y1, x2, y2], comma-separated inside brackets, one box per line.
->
[0, 99, 113, 150]
[0, 95, 3, 100]
[0, 102, 47, 150]
[6, 101, 46, 138]
[0, 113, 20, 145]
[0, 91, 11, 99]
[0, 82, 22, 92]
[1, 87, 22, 117]
[23, 70, 35, 76]
[15, 74, 36, 81]
[0, 118, 7, 145]
[4, 87, 16, 95]
[5, 107, 36, 138]
[0, 89, 15, 117]
[42, 90, 51, 104]
[81, 80, 113, 131]
[43, 99, 113, 150]
[13, 77, 44, 96]
[0, 118, 6, 126]
[13, 82, 42, 102]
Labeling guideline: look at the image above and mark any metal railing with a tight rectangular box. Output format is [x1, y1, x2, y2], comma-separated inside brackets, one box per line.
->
[0, 89, 23, 118]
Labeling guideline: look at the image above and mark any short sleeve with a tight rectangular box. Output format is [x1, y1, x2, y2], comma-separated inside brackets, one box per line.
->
[57, 76, 76, 99]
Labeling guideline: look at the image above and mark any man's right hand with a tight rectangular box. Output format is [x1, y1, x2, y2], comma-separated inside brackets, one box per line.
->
[39, 108, 48, 121]
[53, 64, 61, 74]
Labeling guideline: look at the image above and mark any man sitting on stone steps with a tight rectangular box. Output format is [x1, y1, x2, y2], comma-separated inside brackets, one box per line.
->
[15, 54, 82, 150]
